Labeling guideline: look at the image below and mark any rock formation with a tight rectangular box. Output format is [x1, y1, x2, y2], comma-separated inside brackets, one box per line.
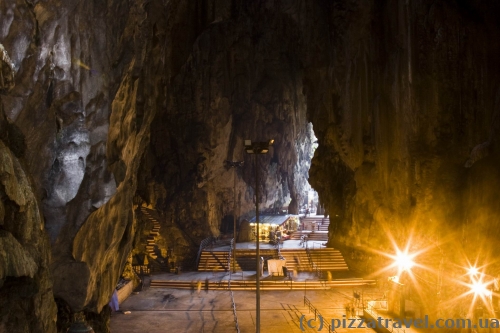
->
[306, 0, 500, 317]
[1, 0, 500, 330]
[0, 112, 57, 332]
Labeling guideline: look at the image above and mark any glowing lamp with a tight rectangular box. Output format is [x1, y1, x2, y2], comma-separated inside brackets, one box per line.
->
[468, 266, 479, 277]
[471, 280, 492, 297]
[395, 250, 415, 272]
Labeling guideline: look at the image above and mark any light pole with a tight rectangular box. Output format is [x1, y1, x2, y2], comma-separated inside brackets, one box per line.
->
[225, 160, 244, 273]
[304, 278, 314, 303]
[244, 139, 274, 333]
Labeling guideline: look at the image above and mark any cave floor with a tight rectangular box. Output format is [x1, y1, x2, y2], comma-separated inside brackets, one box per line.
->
[211, 238, 328, 251]
[110, 284, 384, 333]
[111, 231, 392, 332]
[110, 240, 387, 332]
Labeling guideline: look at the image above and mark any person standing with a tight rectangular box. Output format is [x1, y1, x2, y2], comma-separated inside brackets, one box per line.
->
[109, 289, 119, 312]
[197, 280, 202, 295]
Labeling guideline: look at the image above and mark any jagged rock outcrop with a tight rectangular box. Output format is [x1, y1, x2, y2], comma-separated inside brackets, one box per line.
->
[1, 0, 314, 329]
[2, 0, 500, 330]
[137, 2, 314, 264]
[1, 0, 162, 330]
[306, 0, 500, 318]
[0, 120, 57, 332]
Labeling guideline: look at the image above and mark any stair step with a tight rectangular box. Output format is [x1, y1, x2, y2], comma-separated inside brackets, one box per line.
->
[149, 279, 375, 290]
[198, 247, 349, 273]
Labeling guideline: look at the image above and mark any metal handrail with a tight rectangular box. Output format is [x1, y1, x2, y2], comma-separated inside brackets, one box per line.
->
[230, 291, 240, 333]
[195, 236, 215, 270]
[303, 296, 334, 333]
[228, 238, 234, 285]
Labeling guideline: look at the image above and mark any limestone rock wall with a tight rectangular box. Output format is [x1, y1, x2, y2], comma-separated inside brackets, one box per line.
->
[0, 115, 57, 332]
[305, 0, 500, 315]
[1, 0, 163, 329]
[138, 1, 314, 263]
[1, 0, 314, 328]
[306, 0, 500, 252]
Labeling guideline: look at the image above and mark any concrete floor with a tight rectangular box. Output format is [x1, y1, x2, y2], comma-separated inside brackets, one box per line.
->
[110, 276, 384, 333]
[111, 233, 385, 332]
[212, 238, 328, 251]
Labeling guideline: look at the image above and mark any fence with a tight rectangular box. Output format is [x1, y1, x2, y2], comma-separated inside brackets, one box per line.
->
[228, 238, 234, 274]
[132, 264, 150, 276]
[229, 291, 240, 333]
[195, 236, 215, 270]
[303, 296, 334, 333]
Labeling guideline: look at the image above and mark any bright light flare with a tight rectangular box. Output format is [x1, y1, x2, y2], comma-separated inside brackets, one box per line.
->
[368, 237, 427, 281]
[450, 275, 495, 315]
[444, 262, 496, 316]
[471, 280, 492, 297]
[468, 266, 479, 276]
[395, 250, 416, 272]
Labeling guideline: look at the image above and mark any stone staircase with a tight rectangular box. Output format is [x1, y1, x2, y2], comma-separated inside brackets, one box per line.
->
[197, 251, 230, 272]
[290, 215, 329, 241]
[150, 278, 375, 290]
[197, 249, 278, 272]
[279, 249, 313, 272]
[233, 249, 278, 271]
[141, 207, 161, 260]
[289, 231, 328, 241]
[196, 247, 349, 274]
[308, 248, 348, 272]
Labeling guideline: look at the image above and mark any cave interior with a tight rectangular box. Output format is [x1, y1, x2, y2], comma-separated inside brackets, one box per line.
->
[1, 0, 500, 332]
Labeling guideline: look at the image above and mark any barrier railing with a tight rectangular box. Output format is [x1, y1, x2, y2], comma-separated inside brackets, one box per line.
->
[230, 291, 240, 333]
[228, 238, 234, 290]
[195, 236, 215, 270]
[303, 296, 334, 333]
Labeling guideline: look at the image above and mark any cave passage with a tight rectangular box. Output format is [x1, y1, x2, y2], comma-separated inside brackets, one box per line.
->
[220, 122, 320, 235]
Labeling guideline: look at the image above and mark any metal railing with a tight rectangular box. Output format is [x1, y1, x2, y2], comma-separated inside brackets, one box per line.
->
[130, 265, 148, 290]
[303, 296, 334, 333]
[195, 236, 215, 270]
[307, 242, 326, 279]
[228, 238, 234, 273]
[305, 244, 315, 273]
[230, 291, 241, 333]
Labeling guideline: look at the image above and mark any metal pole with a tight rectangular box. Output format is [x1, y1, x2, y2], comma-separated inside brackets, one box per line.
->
[304, 279, 307, 305]
[255, 154, 261, 333]
[233, 166, 237, 273]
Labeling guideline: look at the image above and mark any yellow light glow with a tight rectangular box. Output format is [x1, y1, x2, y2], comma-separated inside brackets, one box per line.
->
[463, 258, 489, 279]
[468, 266, 479, 276]
[471, 280, 492, 297]
[395, 250, 415, 272]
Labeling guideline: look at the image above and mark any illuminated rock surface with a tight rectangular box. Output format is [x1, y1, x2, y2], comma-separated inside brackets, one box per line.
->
[1, 0, 500, 331]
